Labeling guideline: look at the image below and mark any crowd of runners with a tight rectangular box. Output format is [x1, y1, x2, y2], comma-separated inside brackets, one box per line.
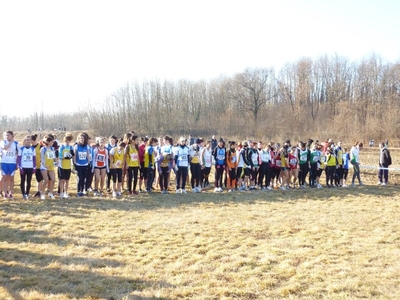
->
[0, 130, 392, 200]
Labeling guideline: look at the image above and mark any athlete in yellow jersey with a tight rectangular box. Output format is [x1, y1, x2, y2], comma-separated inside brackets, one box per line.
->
[125, 135, 140, 195]
[189, 139, 202, 192]
[325, 147, 336, 187]
[111, 141, 126, 197]
[335, 141, 344, 186]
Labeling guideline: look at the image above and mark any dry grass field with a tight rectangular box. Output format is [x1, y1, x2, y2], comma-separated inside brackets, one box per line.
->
[1, 146, 400, 299]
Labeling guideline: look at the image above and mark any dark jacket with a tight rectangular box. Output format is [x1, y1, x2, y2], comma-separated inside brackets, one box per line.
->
[380, 148, 391, 166]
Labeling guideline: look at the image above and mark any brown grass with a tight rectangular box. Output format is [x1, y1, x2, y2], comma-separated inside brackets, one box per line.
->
[1, 148, 400, 299]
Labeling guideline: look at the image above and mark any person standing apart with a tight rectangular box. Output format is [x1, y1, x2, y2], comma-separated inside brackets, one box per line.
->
[350, 142, 364, 186]
[378, 142, 392, 186]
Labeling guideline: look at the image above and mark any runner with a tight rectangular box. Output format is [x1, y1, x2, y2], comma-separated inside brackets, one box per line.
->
[258, 143, 271, 190]
[175, 137, 189, 193]
[17, 135, 36, 200]
[350, 142, 364, 186]
[248, 142, 260, 190]
[226, 141, 238, 192]
[125, 135, 140, 195]
[189, 138, 202, 193]
[289, 146, 299, 188]
[158, 135, 174, 194]
[73, 133, 91, 197]
[334, 141, 344, 187]
[58, 133, 74, 199]
[30, 133, 43, 198]
[213, 138, 226, 192]
[0, 131, 19, 199]
[297, 142, 310, 188]
[40, 134, 57, 199]
[144, 137, 158, 193]
[106, 135, 117, 192]
[138, 137, 148, 192]
[200, 140, 212, 188]
[110, 141, 125, 197]
[92, 137, 109, 196]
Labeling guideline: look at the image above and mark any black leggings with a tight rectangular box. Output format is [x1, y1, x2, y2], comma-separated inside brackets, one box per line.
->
[176, 166, 188, 189]
[309, 163, 318, 186]
[351, 162, 361, 184]
[127, 166, 139, 192]
[228, 168, 237, 187]
[201, 166, 211, 187]
[299, 163, 309, 186]
[146, 167, 154, 191]
[343, 169, 349, 180]
[106, 171, 112, 189]
[159, 167, 169, 191]
[325, 166, 335, 186]
[109, 169, 123, 183]
[258, 163, 270, 187]
[85, 164, 94, 190]
[214, 165, 224, 188]
[20, 168, 33, 195]
[190, 163, 201, 188]
[76, 165, 89, 192]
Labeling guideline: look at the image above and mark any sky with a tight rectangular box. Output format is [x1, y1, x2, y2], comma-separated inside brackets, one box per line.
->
[1, 0, 399, 117]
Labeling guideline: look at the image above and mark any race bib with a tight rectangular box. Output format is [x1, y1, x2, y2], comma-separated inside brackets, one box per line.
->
[180, 154, 187, 161]
[23, 154, 32, 162]
[275, 160, 282, 167]
[115, 160, 121, 167]
[78, 151, 87, 160]
[252, 156, 258, 164]
[130, 153, 138, 161]
[231, 156, 237, 163]
[290, 158, 297, 165]
[217, 155, 225, 161]
[97, 154, 105, 162]
[313, 156, 319, 162]
[205, 157, 211, 164]
[46, 151, 55, 159]
[320, 156, 326, 163]
[5, 151, 14, 157]
[300, 155, 307, 161]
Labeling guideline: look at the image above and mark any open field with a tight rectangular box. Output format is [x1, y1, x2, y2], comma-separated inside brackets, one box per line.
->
[1, 145, 400, 299]
[1, 185, 400, 299]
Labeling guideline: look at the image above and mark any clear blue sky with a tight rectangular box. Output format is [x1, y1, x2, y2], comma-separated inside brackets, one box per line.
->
[1, 0, 399, 117]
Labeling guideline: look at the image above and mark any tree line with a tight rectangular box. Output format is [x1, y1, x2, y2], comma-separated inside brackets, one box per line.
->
[2, 54, 399, 143]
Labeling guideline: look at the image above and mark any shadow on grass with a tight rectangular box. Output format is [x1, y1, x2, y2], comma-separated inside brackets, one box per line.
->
[0, 247, 172, 299]
[0, 225, 97, 248]
[2, 185, 399, 216]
